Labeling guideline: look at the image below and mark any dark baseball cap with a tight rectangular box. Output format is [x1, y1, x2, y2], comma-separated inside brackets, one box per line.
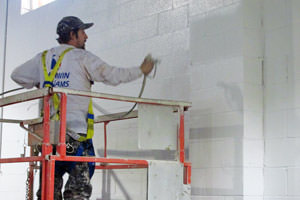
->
[57, 16, 94, 35]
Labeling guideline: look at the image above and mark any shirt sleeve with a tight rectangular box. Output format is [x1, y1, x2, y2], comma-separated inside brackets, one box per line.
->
[11, 53, 41, 89]
[82, 51, 143, 86]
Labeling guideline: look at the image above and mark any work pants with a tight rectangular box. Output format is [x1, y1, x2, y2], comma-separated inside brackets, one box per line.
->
[37, 135, 95, 200]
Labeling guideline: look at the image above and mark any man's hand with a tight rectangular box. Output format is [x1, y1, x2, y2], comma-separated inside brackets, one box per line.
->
[140, 54, 154, 76]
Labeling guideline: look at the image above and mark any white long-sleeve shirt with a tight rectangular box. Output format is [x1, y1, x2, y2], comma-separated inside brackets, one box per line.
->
[11, 44, 142, 135]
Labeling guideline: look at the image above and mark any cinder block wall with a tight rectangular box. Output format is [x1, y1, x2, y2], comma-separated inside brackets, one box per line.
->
[190, 0, 265, 200]
[0, 0, 299, 200]
[263, 0, 300, 199]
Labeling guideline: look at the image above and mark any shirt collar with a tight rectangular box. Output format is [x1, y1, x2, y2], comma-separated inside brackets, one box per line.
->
[60, 44, 76, 48]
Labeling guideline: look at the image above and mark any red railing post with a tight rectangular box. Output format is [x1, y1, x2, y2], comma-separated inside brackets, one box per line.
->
[28, 147, 35, 200]
[44, 158, 55, 200]
[41, 95, 53, 200]
[57, 93, 67, 157]
[184, 162, 191, 185]
[179, 106, 185, 163]
[104, 122, 109, 158]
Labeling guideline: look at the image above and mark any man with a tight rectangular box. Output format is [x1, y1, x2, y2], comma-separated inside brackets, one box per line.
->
[11, 16, 154, 200]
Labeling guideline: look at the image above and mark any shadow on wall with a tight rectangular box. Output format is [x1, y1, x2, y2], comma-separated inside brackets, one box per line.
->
[189, 84, 243, 196]
[96, 170, 135, 200]
[217, 81, 243, 112]
[188, 0, 244, 195]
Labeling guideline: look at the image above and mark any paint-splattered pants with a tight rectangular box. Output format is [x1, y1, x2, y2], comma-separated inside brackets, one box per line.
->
[37, 135, 95, 200]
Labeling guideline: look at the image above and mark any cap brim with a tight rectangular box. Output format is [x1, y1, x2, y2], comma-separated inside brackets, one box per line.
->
[80, 23, 94, 30]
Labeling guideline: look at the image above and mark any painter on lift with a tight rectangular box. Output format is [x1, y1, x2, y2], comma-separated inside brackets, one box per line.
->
[11, 16, 154, 200]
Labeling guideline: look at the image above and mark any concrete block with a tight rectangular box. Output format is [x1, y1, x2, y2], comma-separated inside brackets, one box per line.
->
[223, 32, 246, 59]
[265, 27, 291, 58]
[244, 57, 262, 85]
[145, 28, 189, 57]
[0, 162, 28, 175]
[189, 112, 213, 130]
[212, 111, 244, 128]
[243, 84, 263, 112]
[119, 0, 146, 24]
[204, 10, 226, 36]
[189, 111, 243, 144]
[243, 28, 263, 58]
[90, 170, 147, 200]
[191, 86, 243, 114]
[156, 51, 189, 79]
[287, 79, 300, 109]
[200, 5, 242, 37]
[96, 14, 158, 50]
[264, 168, 287, 195]
[265, 138, 300, 167]
[190, 6, 243, 62]
[244, 111, 263, 139]
[291, 33, 300, 80]
[191, 34, 225, 64]
[114, 171, 147, 198]
[88, 7, 120, 32]
[144, 0, 172, 16]
[243, 168, 264, 195]
[97, 39, 148, 66]
[288, 168, 300, 195]
[173, 0, 189, 8]
[206, 0, 225, 11]
[264, 82, 288, 112]
[190, 138, 243, 168]
[189, 0, 207, 16]
[242, 0, 262, 29]
[264, 110, 287, 138]
[220, 57, 244, 83]
[291, 0, 300, 25]
[74, 0, 120, 13]
[171, 74, 191, 101]
[0, 173, 27, 193]
[264, 56, 288, 84]
[141, 77, 175, 99]
[287, 108, 300, 137]
[189, 64, 203, 91]
[219, 2, 243, 32]
[191, 168, 243, 196]
[263, 0, 289, 31]
[1, 129, 28, 158]
[199, 62, 221, 89]
[243, 140, 264, 167]
[265, 139, 288, 167]
[158, 6, 188, 34]
[128, 14, 158, 41]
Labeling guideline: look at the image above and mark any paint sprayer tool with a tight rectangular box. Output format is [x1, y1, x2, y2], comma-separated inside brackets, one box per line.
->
[145, 54, 160, 79]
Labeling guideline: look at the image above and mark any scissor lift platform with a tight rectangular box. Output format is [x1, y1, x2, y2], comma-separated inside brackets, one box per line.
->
[0, 88, 191, 200]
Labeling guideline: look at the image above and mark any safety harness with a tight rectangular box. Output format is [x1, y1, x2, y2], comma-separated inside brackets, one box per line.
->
[42, 47, 94, 141]
[42, 47, 95, 178]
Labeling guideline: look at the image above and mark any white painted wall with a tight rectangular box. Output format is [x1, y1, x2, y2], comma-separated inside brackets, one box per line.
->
[263, 0, 300, 199]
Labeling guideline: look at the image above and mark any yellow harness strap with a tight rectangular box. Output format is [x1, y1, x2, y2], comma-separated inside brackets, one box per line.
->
[78, 100, 94, 141]
[42, 48, 73, 120]
[42, 48, 94, 141]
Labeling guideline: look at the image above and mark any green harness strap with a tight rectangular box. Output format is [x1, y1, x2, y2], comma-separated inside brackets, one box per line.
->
[42, 48, 94, 141]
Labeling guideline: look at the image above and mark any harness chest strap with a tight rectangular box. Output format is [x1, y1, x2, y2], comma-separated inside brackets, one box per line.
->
[42, 48, 94, 141]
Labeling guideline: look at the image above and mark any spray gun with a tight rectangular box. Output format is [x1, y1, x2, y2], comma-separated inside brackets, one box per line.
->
[115, 54, 160, 118]
[144, 54, 160, 79]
